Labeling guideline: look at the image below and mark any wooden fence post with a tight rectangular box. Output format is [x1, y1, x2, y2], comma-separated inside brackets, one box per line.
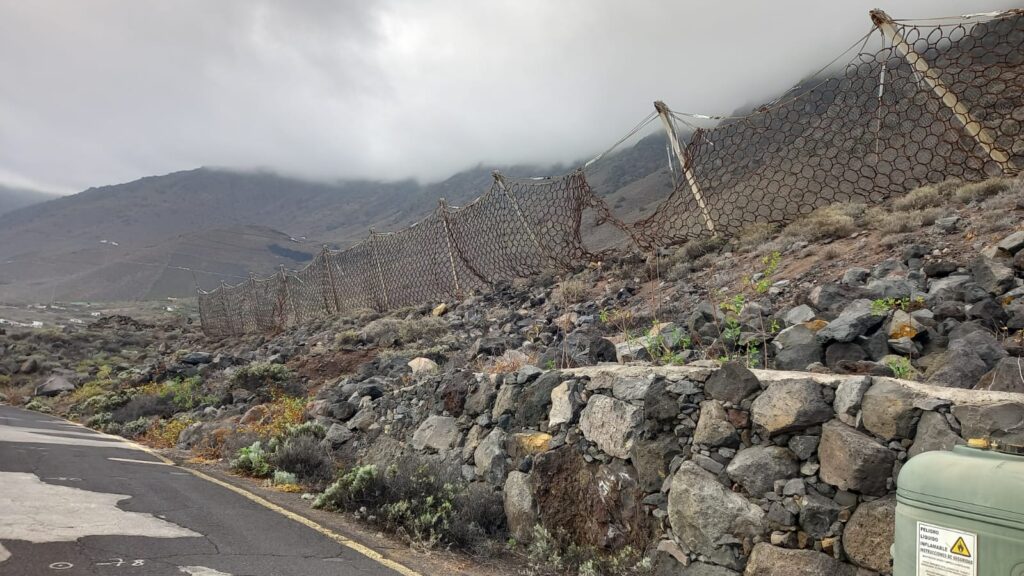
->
[654, 100, 716, 234]
[368, 231, 390, 310]
[438, 199, 462, 296]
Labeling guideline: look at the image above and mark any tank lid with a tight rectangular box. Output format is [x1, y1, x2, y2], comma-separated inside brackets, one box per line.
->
[898, 445, 1024, 523]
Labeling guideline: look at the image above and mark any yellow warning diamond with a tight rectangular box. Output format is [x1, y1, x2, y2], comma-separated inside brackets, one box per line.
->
[950, 536, 971, 557]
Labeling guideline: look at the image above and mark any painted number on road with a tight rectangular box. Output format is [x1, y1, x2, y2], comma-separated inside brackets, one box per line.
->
[917, 522, 976, 576]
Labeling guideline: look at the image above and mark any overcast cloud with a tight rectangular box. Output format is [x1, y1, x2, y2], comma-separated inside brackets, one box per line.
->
[0, 1, 1016, 194]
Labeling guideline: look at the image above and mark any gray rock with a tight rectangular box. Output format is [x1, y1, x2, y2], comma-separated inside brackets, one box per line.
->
[952, 401, 1024, 445]
[934, 216, 960, 233]
[745, 543, 857, 576]
[324, 423, 353, 449]
[833, 376, 872, 425]
[909, 411, 964, 458]
[772, 325, 823, 371]
[809, 283, 867, 317]
[503, 470, 536, 542]
[464, 376, 498, 416]
[705, 361, 762, 403]
[347, 408, 376, 431]
[783, 304, 817, 326]
[799, 492, 840, 539]
[751, 379, 833, 435]
[34, 375, 74, 397]
[865, 278, 915, 300]
[726, 445, 799, 496]
[976, 357, 1024, 393]
[182, 352, 212, 365]
[548, 380, 583, 427]
[925, 329, 1006, 388]
[612, 373, 656, 401]
[668, 462, 766, 570]
[788, 435, 820, 461]
[474, 428, 508, 484]
[997, 231, 1024, 254]
[971, 256, 1015, 295]
[841, 268, 870, 286]
[631, 436, 682, 492]
[825, 342, 867, 369]
[927, 275, 971, 302]
[579, 394, 642, 459]
[492, 383, 521, 419]
[678, 562, 739, 576]
[411, 415, 461, 452]
[816, 300, 885, 343]
[694, 400, 739, 448]
[819, 420, 895, 496]
[615, 340, 652, 363]
[513, 371, 562, 429]
[844, 495, 896, 573]
[861, 379, 922, 440]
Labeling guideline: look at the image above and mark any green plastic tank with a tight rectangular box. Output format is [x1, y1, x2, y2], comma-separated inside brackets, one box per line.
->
[895, 441, 1024, 576]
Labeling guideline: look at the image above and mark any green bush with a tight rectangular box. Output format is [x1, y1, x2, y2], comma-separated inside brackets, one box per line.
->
[165, 376, 211, 411]
[273, 470, 299, 486]
[314, 456, 506, 549]
[230, 441, 273, 477]
[523, 525, 652, 576]
[120, 417, 152, 438]
[271, 435, 334, 488]
[231, 363, 293, 391]
[25, 399, 52, 413]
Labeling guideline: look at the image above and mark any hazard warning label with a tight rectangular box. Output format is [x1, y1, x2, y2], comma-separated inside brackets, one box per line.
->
[917, 522, 977, 576]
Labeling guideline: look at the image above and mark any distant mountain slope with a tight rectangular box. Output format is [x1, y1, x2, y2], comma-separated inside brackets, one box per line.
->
[0, 185, 57, 217]
[0, 134, 675, 303]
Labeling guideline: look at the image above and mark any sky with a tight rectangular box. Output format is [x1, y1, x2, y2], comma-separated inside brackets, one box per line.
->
[0, 1, 1016, 194]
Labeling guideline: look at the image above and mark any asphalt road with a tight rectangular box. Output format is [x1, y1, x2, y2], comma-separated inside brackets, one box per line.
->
[0, 405, 406, 576]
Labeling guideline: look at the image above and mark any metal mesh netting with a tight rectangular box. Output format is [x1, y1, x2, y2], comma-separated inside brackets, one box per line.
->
[631, 12, 1024, 247]
[198, 171, 599, 336]
[199, 11, 1024, 336]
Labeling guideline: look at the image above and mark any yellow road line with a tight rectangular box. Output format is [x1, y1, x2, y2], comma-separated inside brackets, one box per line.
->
[50, 411, 422, 576]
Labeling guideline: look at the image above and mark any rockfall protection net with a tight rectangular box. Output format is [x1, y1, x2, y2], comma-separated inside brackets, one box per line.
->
[199, 10, 1024, 336]
[198, 171, 605, 336]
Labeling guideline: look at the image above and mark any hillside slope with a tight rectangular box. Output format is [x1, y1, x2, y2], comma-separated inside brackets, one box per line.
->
[0, 185, 57, 217]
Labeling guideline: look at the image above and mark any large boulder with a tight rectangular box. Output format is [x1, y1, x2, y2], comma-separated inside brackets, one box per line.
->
[464, 375, 498, 416]
[952, 401, 1024, 445]
[744, 543, 857, 576]
[411, 415, 460, 453]
[833, 376, 872, 426]
[562, 330, 617, 366]
[725, 446, 799, 496]
[34, 375, 75, 397]
[503, 470, 536, 543]
[844, 495, 896, 574]
[861, 380, 922, 440]
[693, 400, 740, 448]
[976, 358, 1024, 393]
[579, 394, 643, 459]
[909, 411, 963, 458]
[704, 362, 762, 403]
[925, 330, 1005, 388]
[816, 300, 885, 343]
[971, 256, 1015, 295]
[771, 325, 823, 371]
[668, 462, 766, 570]
[750, 379, 833, 436]
[818, 420, 895, 496]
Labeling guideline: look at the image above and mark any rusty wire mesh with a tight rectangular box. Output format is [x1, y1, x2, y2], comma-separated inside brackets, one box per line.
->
[630, 12, 1024, 248]
[199, 11, 1024, 336]
[198, 172, 601, 336]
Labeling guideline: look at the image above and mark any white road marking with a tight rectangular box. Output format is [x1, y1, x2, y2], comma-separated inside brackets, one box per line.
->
[0, 472, 200, 565]
[0, 543, 9, 563]
[0, 424, 143, 449]
[178, 566, 234, 576]
[107, 457, 173, 466]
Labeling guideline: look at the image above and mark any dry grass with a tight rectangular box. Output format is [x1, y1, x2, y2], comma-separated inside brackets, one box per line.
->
[782, 203, 866, 242]
[736, 222, 779, 251]
[558, 279, 588, 305]
[954, 177, 1014, 204]
[141, 417, 194, 448]
[892, 179, 962, 210]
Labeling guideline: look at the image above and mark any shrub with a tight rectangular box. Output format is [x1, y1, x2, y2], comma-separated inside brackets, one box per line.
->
[783, 203, 866, 241]
[165, 376, 211, 411]
[112, 392, 176, 423]
[523, 525, 652, 576]
[231, 363, 294, 392]
[558, 280, 588, 305]
[272, 470, 299, 486]
[230, 441, 274, 477]
[397, 317, 448, 344]
[314, 455, 503, 549]
[25, 399, 53, 413]
[120, 417, 152, 438]
[271, 435, 334, 488]
[142, 417, 194, 448]
[868, 208, 921, 235]
[239, 395, 306, 438]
